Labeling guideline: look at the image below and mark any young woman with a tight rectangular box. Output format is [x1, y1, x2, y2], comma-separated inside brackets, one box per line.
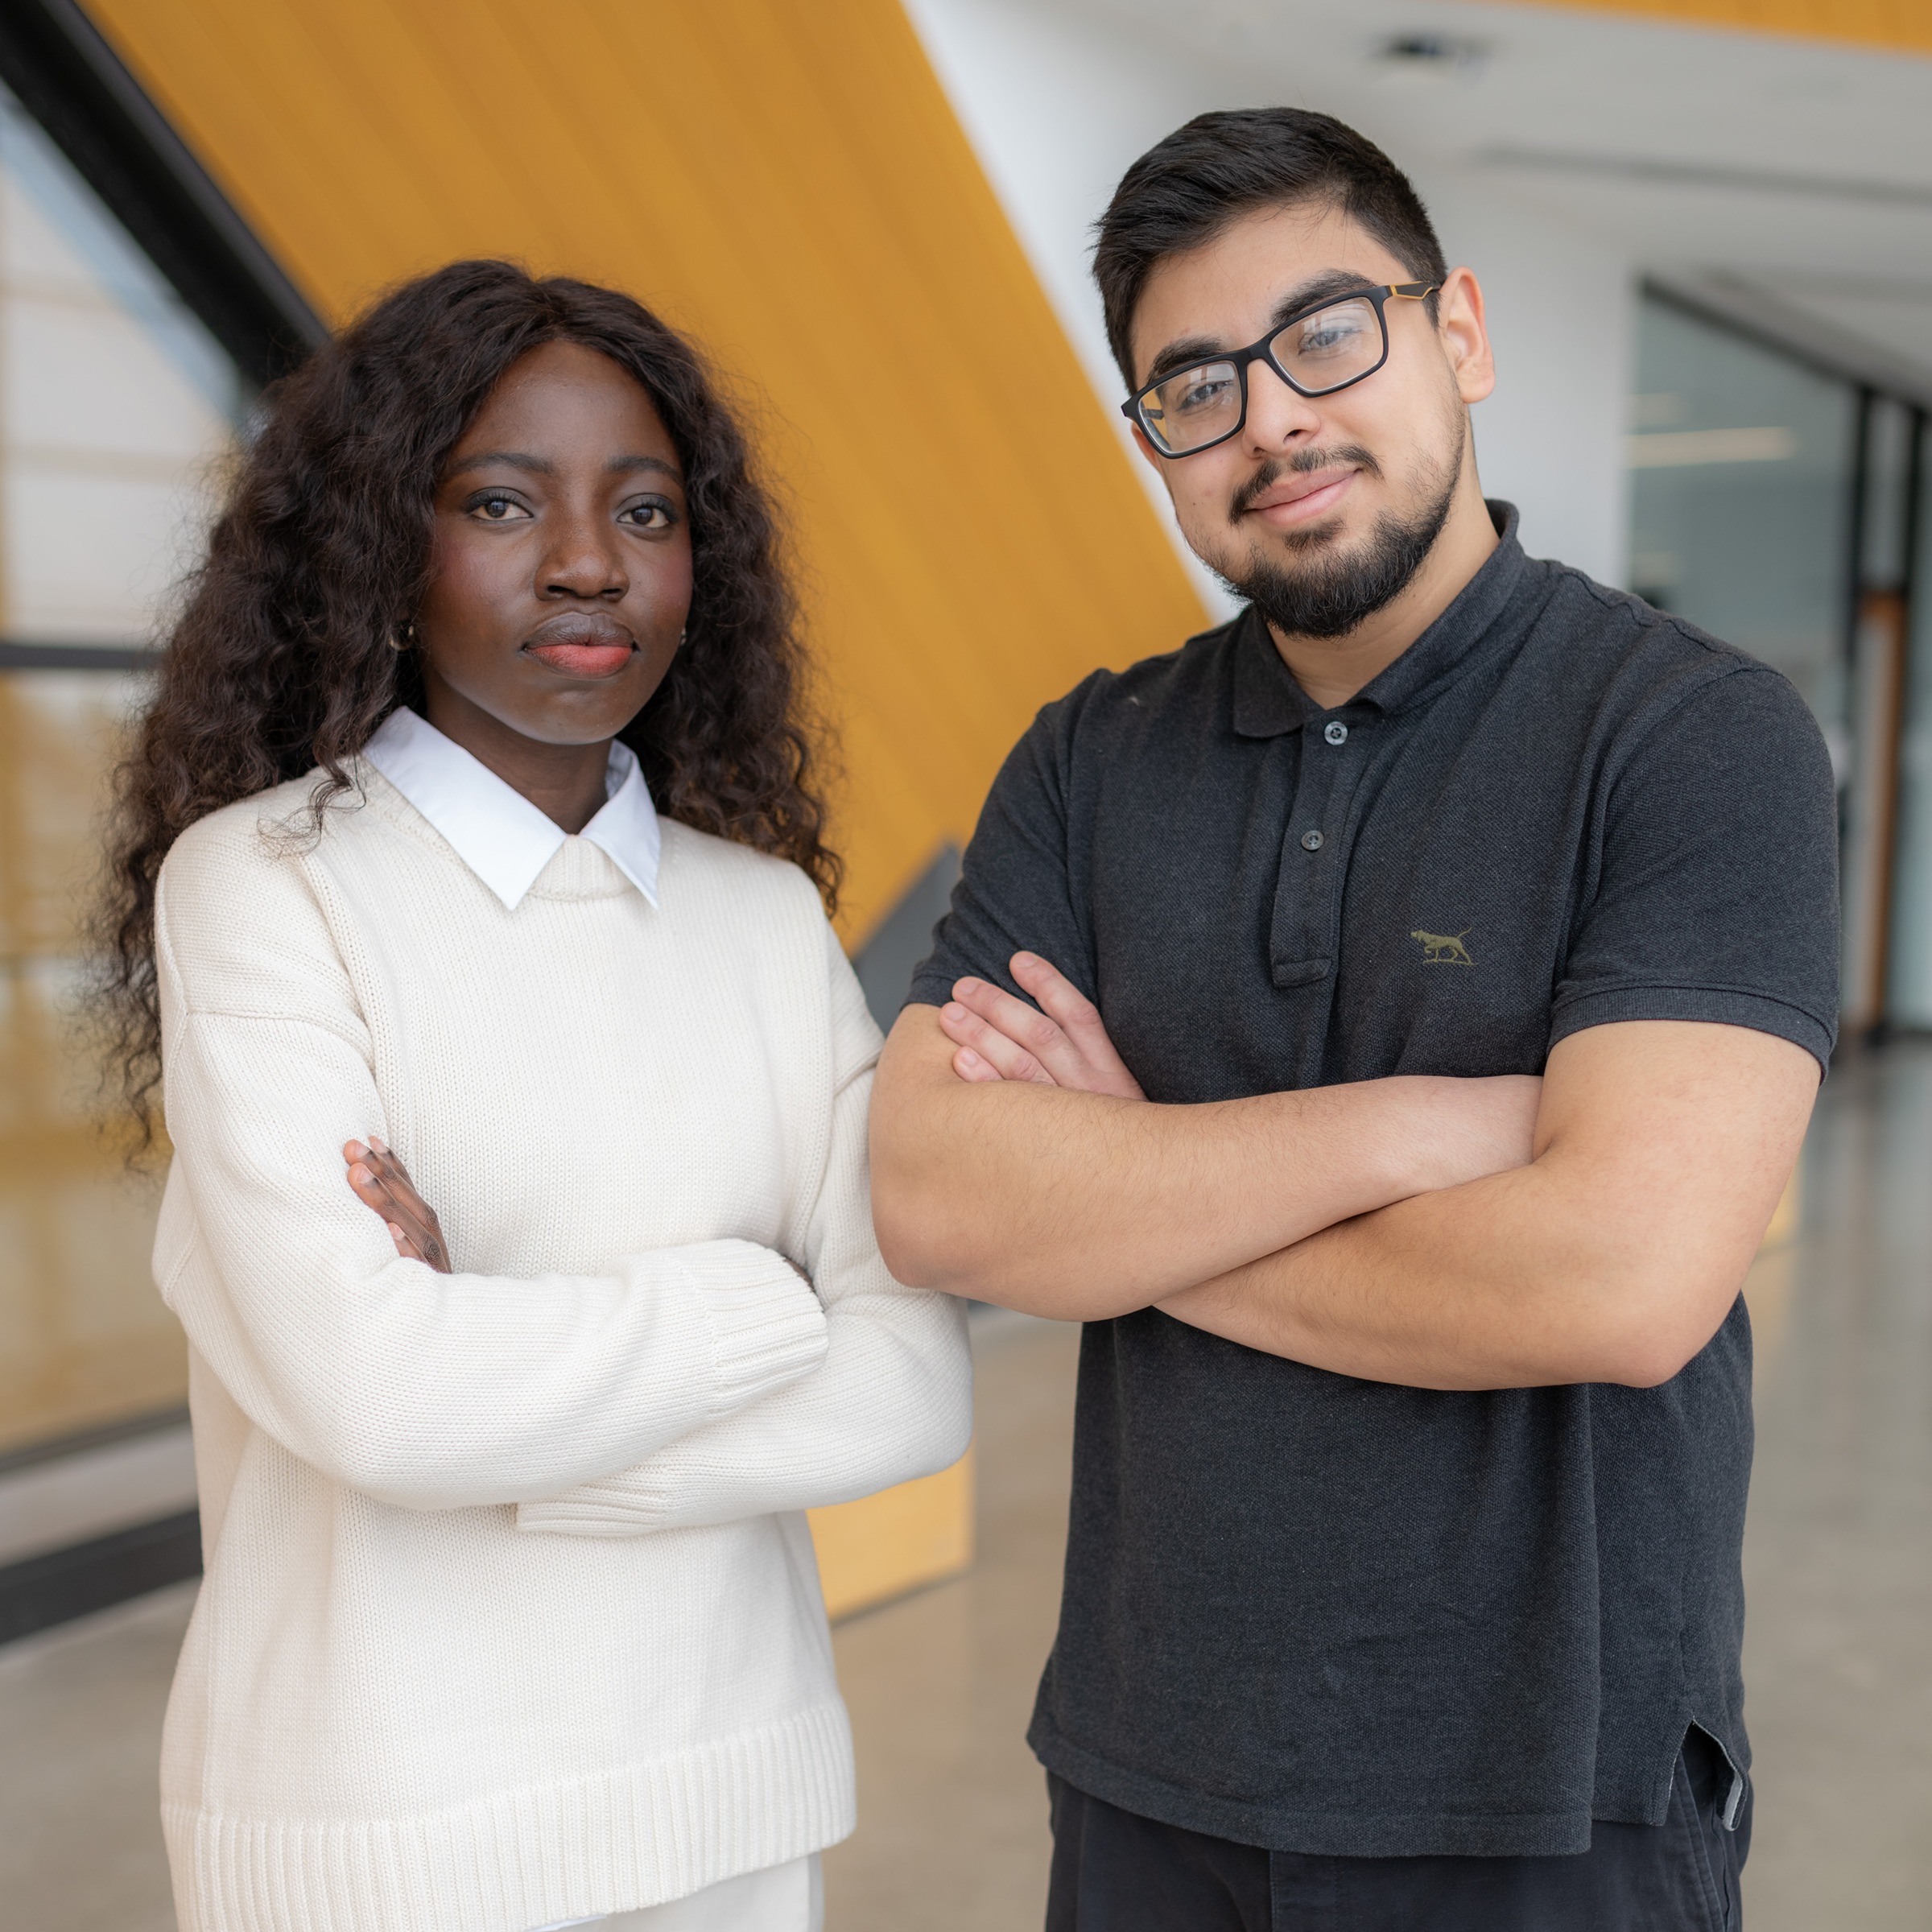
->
[97, 260, 972, 1932]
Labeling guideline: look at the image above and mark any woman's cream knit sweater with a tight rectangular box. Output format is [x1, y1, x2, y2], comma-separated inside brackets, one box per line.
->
[151, 765, 972, 1932]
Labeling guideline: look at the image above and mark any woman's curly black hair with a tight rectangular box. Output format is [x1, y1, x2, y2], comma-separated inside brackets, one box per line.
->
[96, 258, 839, 1146]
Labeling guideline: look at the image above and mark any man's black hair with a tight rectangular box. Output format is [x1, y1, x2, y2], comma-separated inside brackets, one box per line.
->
[1092, 107, 1448, 390]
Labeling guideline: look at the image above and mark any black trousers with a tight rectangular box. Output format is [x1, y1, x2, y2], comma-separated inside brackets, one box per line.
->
[1046, 1732, 1750, 1932]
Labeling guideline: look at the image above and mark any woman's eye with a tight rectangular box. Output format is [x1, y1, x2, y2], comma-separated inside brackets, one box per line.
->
[469, 492, 530, 522]
[621, 499, 676, 530]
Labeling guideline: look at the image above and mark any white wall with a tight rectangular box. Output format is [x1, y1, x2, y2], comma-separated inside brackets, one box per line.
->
[904, 0, 1238, 616]
[1422, 172, 1633, 584]
[905, 0, 1635, 600]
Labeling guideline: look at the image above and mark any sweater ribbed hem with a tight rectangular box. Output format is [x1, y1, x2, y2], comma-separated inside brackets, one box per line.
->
[165, 1702, 854, 1932]
[679, 1240, 828, 1415]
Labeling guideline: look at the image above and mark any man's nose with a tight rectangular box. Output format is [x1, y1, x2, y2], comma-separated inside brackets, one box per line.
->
[1242, 360, 1323, 453]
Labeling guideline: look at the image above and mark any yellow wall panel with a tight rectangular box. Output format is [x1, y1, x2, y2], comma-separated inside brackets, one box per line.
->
[809, 1448, 976, 1621]
[80, 0, 1208, 943]
[1505, 0, 1932, 56]
[76, 0, 1201, 1600]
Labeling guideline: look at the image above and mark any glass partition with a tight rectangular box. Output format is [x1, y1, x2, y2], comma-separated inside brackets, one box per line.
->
[0, 80, 242, 1455]
[1628, 298, 1859, 770]
[1624, 294, 1932, 1036]
[1891, 436, 1932, 1030]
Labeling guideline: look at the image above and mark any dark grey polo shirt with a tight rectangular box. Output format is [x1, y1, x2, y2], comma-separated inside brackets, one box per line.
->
[908, 506, 1839, 1860]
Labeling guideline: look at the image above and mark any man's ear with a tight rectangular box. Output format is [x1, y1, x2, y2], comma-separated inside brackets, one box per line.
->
[1437, 266, 1496, 407]
[1129, 419, 1175, 489]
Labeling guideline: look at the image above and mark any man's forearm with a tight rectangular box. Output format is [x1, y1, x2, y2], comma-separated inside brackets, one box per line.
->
[870, 1009, 1530, 1320]
[1159, 1024, 1815, 1389]
[1158, 1161, 1662, 1388]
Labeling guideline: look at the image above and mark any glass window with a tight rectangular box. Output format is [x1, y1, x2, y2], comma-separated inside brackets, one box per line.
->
[1891, 442, 1932, 1030]
[1628, 297, 1859, 774]
[0, 80, 243, 1454]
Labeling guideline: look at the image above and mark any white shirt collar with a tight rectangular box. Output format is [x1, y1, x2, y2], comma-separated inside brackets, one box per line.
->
[361, 707, 660, 910]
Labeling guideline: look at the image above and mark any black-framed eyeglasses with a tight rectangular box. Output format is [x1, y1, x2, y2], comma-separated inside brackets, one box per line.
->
[1122, 283, 1439, 458]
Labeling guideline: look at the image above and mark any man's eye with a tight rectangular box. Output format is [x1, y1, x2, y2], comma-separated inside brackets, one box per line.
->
[1174, 374, 1236, 415]
[1298, 320, 1368, 357]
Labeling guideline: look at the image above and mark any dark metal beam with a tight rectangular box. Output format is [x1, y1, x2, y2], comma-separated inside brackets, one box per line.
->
[0, 638, 155, 672]
[0, 0, 326, 388]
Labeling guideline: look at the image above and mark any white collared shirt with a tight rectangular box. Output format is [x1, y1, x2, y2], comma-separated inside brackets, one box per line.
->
[362, 704, 661, 910]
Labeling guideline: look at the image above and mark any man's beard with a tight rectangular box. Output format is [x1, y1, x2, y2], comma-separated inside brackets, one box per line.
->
[1216, 427, 1462, 641]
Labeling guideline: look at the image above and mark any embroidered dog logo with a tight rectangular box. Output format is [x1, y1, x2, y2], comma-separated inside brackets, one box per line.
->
[1411, 927, 1474, 966]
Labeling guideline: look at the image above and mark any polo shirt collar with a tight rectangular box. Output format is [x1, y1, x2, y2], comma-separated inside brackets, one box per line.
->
[361, 705, 661, 910]
[1232, 500, 1527, 738]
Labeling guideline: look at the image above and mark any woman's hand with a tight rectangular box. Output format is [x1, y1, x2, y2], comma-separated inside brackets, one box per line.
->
[344, 1137, 452, 1274]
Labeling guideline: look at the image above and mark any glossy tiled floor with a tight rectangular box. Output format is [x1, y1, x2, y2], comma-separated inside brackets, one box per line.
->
[2, 1042, 1929, 1930]
[1732, 1042, 1932, 1930]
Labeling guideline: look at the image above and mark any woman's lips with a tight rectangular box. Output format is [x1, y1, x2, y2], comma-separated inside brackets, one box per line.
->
[523, 641, 636, 677]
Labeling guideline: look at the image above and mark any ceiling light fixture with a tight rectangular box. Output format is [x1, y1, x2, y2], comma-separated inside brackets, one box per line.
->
[1375, 31, 1485, 70]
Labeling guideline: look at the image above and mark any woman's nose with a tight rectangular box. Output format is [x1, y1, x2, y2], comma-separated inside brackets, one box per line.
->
[542, 511, 628, 598]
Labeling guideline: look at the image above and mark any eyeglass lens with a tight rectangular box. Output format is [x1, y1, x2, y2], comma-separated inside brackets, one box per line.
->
[1138, 295, 1386, 454]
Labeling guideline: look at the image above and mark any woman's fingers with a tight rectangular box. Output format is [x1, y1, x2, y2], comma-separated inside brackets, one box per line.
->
[347, 1160, 423, 1237]
[365, 1137, 434, 1218]
[343, 1140, 449, 1270]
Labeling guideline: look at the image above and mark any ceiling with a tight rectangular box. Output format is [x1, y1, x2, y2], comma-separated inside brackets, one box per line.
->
[1030, 0, 1932, 393]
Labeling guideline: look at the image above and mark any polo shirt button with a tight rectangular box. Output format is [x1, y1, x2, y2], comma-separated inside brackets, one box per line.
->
[1301, 830, 1324, 852]
[1323, 720, 1348, 745]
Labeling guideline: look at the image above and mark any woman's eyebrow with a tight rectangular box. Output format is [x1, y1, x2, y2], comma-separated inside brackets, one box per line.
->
[446, 450, 553, 477]
[443, 452, 683, 481]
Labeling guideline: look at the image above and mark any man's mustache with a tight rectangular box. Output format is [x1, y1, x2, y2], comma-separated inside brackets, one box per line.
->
[1228, 444, 1384, 524]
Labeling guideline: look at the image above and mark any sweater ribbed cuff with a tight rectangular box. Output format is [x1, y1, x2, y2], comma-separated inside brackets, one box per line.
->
[680, 1237, 828, 1414]
[515, 1241, 824, 1539]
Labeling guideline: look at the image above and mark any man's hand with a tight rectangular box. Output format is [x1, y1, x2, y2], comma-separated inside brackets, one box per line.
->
[872, 952, 1544, 1319]
[938, 952, 1145, 1098]
[935, 951, 1538, 1193]
[345, 1137, 452, 1274]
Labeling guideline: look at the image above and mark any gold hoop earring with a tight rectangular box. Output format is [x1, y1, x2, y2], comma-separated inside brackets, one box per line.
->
[388, 621, 417, 654]
[678, 625, 687, 647]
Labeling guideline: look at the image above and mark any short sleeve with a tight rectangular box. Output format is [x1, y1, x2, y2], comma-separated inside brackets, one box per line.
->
[906, 682, 1101, 1010]
[1550, 664, 1839, 1069]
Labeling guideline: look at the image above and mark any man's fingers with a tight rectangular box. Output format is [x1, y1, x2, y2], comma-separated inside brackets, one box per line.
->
[939, 998, 1052, 1084]
[949, 975, 1079, 1074]
[1006, 954, 1147, 1100]
[1011, 953, 1126, 1060]
[1009, 952, 1098, 1027]
[952, 1045, 1003, 1084]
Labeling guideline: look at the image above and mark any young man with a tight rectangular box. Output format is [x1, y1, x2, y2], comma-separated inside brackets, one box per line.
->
[870, 109, 1838, 1930]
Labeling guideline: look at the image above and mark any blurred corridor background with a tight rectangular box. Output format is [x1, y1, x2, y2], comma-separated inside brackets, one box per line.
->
[0, 1, 1929, 1926]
